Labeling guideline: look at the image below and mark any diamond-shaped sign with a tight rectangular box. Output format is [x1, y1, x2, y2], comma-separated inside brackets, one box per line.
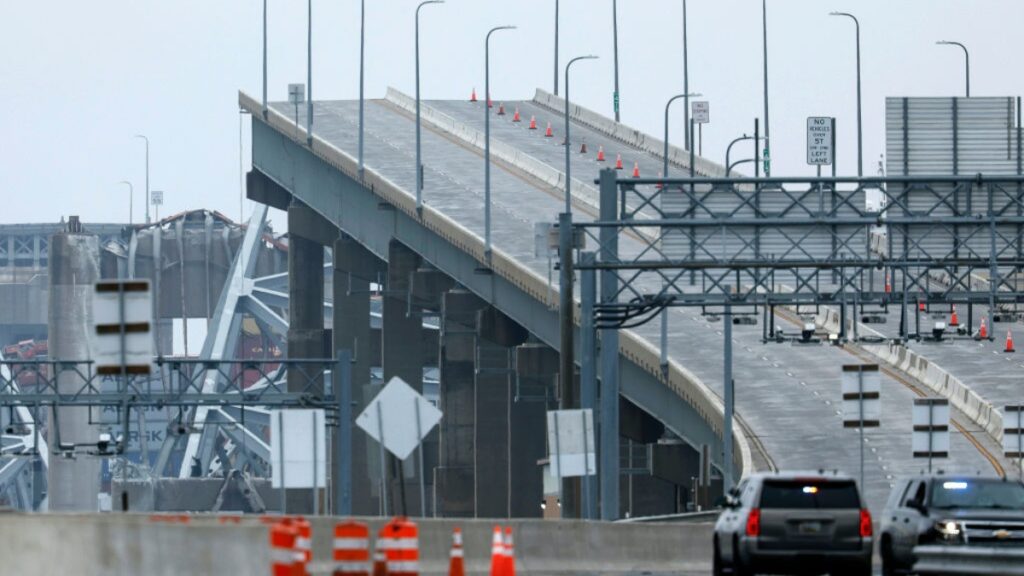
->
[356, 377, 442, 460]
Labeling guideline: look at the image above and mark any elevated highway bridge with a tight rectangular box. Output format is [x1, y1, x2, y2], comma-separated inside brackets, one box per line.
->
[241, 87, 1006, 516]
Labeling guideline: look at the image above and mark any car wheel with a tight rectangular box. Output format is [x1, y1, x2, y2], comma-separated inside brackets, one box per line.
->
[881, 536, 898, 576]
[712, 537, 725, 576]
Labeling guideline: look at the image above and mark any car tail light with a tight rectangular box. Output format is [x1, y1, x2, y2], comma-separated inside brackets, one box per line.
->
[746, 508, 761, 537]
[859, 508, 873, 538]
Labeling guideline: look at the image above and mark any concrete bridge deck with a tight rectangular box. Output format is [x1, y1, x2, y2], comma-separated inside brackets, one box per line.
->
[245, 89, 999, 512]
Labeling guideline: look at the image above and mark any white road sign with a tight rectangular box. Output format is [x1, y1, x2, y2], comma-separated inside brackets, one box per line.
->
[288, 83, 306, 104]
[912, 398, 950, 459]
[92, 280, 153, 375]
[270, 409, 327, 489]
[692, 101, 710, 124]
[1005, 405, 1024, 458]
[357, 377, 442, 460]
[150, 190, 163, 206]
[806, 117, 834, 166]
[841, 364, 880, 428]
[547, 409, 596, 478]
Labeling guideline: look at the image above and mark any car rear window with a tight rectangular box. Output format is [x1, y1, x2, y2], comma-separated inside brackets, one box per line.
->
[759, 480, 861, 509]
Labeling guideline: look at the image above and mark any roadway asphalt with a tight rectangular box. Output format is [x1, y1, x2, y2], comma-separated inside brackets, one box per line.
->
[273, 98, 998, 511]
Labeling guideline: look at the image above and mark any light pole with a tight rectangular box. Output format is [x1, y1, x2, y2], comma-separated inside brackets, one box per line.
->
[724, 133, 757, 177]
[762, 0, 770, 176]
[612, 0, 620, 122]
[565, 55, 599, 214]
[306, 0, 313, 146]
[133, 135, 150, 223]
[553, 0, 559, 95]
[663, 92, 702, 179]
[262, 0, 268, 119]
[415, 0, 444, 212]
[937, 40, 970, 97]
[359, 0, 366, 174]
[484, 25, 516, 259]
[119, 181, 134, 226]
[682, 0, 690, 148]
[831, 11, 863, 176]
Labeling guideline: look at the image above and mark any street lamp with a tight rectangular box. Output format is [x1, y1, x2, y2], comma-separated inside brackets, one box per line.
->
[359, 0, 366, 173]
[306, 0, 314, 146]
[553, 0, 559, 95]
[484, 25, 516, 259]
[725, 134, 759, 177]
[830, 11, 863, 177]
[663, 92, 702, 180]
[119, 181, 134, 226]
[564, 55, 599, 214]
[682, 0, 691, 148]
[612, 0, 621, 122]
[415, 0, 445, 212]
[937, 40, 970, 97]
[133, 135, 150, 223]
[762, 0, 771, 177]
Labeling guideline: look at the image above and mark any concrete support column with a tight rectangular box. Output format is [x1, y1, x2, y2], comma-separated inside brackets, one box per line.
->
[333, 235, 380, 515]
[436, 289, 484, 517]
[47, 220, 101, 511]
[382, 240, 426, 515]
[286, 203, 327, 514]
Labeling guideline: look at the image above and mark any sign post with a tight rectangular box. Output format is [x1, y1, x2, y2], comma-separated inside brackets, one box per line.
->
[807, 116, 835, 177]
[841, 365, 880, 491]
[692, 101, 709, 156]
[912, 398, 950, 472]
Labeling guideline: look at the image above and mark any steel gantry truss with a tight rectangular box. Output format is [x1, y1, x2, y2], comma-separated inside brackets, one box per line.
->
[560, 169, 1024, 509]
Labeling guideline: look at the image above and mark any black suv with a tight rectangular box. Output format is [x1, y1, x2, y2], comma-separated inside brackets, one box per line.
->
[879, 475, 1024, 574]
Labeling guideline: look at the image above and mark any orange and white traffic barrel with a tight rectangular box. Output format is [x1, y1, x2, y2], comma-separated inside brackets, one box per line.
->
[333, 520, 370, 576]
[270, 520, 300, 576]
[294, 517, 312, 576]
[378, 517, 419, 576]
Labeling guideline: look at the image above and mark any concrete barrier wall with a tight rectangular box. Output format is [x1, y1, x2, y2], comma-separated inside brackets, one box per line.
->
[531, 89, 727, 178]
[811, 307, 1004, 442]
[0, 513, 713, 575]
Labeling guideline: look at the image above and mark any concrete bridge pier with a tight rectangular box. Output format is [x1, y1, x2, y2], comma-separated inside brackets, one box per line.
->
[332, 235, 384, 515]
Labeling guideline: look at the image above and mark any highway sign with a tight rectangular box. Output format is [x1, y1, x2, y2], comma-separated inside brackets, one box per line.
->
[841, 364, 880, 428]
[92, 280, 153, 375]
[357, 376, 442, 460]
[806, 117, 834, 166]
[613, 91, 620, 114]
[692, 101, 710, 124]
[270, 409, 327, 489]
[150, 190, 163, 206]
[547, 409, 596, 478]
[912, 398, 950, 459]
[288, 83, 306, 104]
[1005, 405, 1024, 458]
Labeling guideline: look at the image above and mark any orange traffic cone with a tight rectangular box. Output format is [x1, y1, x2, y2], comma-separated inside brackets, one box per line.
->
[489, 526, 504, 576]
[372, 548, 387, 576]
[1006, 330, 1016, 353]
[885, 272, 892, 294]
[950, 306, 960, 326]
[596, 146, 606, 162]
[656, 171, 663, 190]
[918, 301, 926, 312]
[487, 94, 493, 108]
[632, 161, 640, 178]
[979, 317, 989, 340]
[580, 142, 588, 154]
[512, 107, 521, 122]
[470, 88, 478, 103]
[497, 102, 505, 115]
[503, 527, 515, 576]
[528, 116, 537, 130]
[545, 122, 554, 138]
[615, 154, 624, 170]
[449, 527, 465, 576]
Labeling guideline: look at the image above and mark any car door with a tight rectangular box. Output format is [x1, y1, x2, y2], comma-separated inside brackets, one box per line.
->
[894, 480, 926, 563]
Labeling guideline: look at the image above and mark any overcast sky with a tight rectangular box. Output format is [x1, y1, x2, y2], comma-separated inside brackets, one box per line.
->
[2, 0, 1023, 226]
